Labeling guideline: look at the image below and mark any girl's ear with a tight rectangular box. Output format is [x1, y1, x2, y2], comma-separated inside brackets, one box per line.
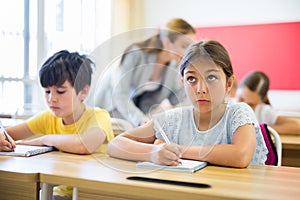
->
[226, 75, 235, 94]
[79, 85, 90, 101]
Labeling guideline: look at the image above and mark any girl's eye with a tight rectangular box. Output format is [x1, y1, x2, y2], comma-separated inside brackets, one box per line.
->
[187, 76, 196, 83]
[207, 75, 217, 81]
[45, 90, 50, 94]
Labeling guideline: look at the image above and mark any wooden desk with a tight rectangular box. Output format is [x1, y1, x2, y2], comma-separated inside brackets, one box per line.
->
[0, 156, 40, 200]
[280, 134, 300, 167]
[37, 152, 300, 200]
[1, 152, 300, 200]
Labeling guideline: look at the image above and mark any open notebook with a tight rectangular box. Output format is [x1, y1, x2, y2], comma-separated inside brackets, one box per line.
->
[137, 159, 207, 173]
[0, 145, 56, 157]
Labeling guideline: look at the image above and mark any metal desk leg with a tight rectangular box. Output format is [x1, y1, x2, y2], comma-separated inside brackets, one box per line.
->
[41, 183, 55, 200]
[72, 187, 78, 200]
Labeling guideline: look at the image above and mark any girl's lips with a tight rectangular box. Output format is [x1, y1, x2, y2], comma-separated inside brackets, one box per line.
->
[197, 99, 209, 104]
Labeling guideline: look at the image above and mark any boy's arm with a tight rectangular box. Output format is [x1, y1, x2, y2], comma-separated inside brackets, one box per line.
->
[18, 127, 107, 154]
[6, 123, 35, 140]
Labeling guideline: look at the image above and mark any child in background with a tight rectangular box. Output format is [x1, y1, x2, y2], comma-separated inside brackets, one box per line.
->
[107, 40, 268, 168]
[2, 50, 114, 199]
[236, 71, 300, 135]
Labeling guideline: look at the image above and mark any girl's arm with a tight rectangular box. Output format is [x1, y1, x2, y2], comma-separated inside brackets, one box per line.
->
[107, 121, 182, 165]
[17, 126, 107, 154]
[271, 116, 300, 135]
[181, 124, 256, 168]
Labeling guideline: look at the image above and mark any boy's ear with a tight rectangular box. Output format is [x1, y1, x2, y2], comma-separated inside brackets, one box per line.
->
[79, 85, 90, 101]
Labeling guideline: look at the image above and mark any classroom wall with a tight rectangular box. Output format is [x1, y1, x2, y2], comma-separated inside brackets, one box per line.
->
[195, 22, 300, 90]
[141, 0, 300, 27]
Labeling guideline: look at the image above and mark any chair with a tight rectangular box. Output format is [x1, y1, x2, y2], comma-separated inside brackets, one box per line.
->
[259, 123, 282, 166]
[267, 126, 282, 166]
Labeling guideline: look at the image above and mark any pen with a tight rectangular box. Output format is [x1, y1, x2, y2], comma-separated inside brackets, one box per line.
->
[0, 121, 13, 148]
[154, 120, 171, 144]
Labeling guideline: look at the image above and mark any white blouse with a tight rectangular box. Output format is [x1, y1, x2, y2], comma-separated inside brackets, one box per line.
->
[254, 103, 278, 125]
[152, 102, 268, 165]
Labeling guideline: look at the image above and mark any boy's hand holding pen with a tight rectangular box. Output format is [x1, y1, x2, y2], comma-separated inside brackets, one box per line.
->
[0, 121, 16, 152]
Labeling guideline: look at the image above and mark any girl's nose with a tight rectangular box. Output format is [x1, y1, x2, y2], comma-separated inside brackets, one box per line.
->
[196, 80, 207, 94]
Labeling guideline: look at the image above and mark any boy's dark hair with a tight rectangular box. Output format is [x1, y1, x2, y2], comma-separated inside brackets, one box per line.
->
[39, 50, 94, 94]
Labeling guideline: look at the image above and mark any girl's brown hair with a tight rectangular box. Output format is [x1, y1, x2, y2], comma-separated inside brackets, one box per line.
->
[179, 40, 234, 80]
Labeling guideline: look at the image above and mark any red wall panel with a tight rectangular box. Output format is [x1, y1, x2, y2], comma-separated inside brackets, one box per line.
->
[195, 22, 300, 90]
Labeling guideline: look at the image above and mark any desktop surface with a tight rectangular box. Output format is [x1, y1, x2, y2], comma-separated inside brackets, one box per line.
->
[1, 151, 300, 200]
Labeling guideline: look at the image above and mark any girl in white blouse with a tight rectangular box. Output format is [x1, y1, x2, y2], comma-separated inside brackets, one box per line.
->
[107, 40, 268, 168]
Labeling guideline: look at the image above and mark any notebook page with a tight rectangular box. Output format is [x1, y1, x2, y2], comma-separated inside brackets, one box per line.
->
[137, 159, 207, 173]
[0, 145, 55, 157]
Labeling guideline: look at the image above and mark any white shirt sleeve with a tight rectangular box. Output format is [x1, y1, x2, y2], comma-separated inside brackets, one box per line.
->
[254, 103, 278, 125]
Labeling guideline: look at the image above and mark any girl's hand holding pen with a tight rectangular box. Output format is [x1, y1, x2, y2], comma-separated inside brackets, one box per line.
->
[152, 120, 183, 165]
[151, 143, 183, 166]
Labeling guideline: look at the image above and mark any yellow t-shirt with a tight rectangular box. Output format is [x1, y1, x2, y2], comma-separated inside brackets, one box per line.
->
[27, 106, 114, 147]
[26, 105, 114, 197]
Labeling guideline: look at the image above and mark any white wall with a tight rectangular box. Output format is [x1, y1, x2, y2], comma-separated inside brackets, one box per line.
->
[142, 0, 300, 27]
[269, 91, 300, 113]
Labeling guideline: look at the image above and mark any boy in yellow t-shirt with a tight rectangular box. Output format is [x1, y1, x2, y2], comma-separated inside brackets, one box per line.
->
[3, 50, 114, 199]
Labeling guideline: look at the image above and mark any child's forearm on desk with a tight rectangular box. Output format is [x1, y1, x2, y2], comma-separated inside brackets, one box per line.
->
[182, 144, 253, 168]
[107, 136, 155, 161]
